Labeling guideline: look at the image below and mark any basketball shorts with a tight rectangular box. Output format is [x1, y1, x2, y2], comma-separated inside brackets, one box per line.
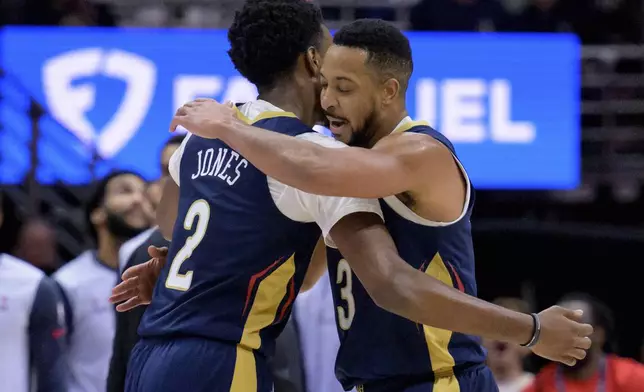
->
[125, 337, 273, 392]
[358, 363, 499, 392]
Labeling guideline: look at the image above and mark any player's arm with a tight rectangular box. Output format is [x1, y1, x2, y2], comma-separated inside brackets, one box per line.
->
[29, 277, 68, 392]
[300, 236, 327, 292]
[215, 118, 449, 199]
[171, 100, 454, 199]
[329, 214, 535, 344]
[157, 134, 190, 240]
[283, 183, 537, 345]
[289, 186, 590, 364]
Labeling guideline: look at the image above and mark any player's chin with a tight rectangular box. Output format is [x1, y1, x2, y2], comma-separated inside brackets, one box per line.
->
[124, 214, 150, 230]
[330, 130, 352, 145]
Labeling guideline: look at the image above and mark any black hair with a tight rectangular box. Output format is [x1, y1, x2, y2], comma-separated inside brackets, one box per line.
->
[227, 0, 324, 91]
[164, 134, 185, 149]
[559, 292, 616, 352]
[333, 19, 413, 91]
[85, 170, 145, 243]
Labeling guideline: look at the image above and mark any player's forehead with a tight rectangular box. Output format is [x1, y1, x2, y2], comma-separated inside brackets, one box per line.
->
[320, 45, 370, 81]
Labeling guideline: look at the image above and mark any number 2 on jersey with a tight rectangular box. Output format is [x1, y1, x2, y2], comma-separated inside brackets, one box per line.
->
[336, 258, 355, 330]
[165, 199, 210, 291]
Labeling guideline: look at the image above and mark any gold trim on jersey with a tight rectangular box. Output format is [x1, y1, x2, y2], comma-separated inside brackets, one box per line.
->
[239, 253, 296, 350]
[391, 119, 430, 134]
[233, 106, 298, 125]
[423, 252, 461, 392]
[253, 110, 297, 123]
[229, 345, 257, 392]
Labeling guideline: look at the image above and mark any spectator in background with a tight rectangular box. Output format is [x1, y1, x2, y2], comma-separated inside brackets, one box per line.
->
[483, 298, 534, 392]
[524, 293, 644, 392]
[13, 217, 59, 275]
[510, 0, 571, 33]
[0, 189, 68, 392]
[106, 136, 183, 392]
[54, 171, 151, 392]
[145, 135, 185, 214]
[410, 0, 508, 32]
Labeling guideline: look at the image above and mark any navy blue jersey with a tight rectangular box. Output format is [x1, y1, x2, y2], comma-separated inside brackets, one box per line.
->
[139, 111, 320, 357]
[327, 121, 486, 390]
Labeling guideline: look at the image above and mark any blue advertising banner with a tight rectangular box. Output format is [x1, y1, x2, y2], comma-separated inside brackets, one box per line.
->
[0, 27, 580, 189]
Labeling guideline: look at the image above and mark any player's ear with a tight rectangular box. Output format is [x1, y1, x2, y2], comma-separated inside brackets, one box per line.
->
[381, 78, 400, 106]
[305, 46, 322, 78]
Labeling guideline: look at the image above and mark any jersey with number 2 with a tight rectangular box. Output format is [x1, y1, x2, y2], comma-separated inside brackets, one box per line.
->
[138, 101, 382, 357]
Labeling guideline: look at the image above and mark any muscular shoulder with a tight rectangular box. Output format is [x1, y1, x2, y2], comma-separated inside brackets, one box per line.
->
[373, 131, 454, 171]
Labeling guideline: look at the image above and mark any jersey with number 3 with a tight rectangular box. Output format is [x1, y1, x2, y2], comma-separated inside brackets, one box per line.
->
[138, 100, 382, 357]
[326, 119, 487, 390]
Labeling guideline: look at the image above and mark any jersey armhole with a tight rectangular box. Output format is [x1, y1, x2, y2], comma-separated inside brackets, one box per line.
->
[381, 152, 471, 227]
[168, 133, 192, 186]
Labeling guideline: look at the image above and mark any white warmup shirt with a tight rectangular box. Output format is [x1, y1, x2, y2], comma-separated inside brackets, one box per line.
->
[296, 272, 352, 392]
[54, 251, 118, 392]
[0, 254, 67, 392]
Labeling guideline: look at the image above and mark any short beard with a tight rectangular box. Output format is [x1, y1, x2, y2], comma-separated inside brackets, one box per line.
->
[348, 112, 378, 148]
[105, 209, 146, 241]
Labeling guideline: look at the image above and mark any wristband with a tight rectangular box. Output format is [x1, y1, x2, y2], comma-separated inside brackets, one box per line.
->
[521, 313, 541, 348]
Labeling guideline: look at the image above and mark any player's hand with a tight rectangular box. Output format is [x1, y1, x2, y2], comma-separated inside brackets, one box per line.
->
[109, 246, 169, 312]
[169, 98, 239, 138]
[530, 306, 593, 366]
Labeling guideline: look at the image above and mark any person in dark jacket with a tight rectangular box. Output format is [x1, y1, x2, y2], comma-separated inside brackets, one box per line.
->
[106, 228, 167, 392]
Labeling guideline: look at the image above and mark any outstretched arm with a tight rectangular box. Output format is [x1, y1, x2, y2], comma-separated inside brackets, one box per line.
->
[329, 212, 592, 366]
[170, 99, 454, 199]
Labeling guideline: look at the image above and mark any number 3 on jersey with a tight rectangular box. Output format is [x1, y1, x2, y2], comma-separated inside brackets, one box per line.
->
[336, 258, 355, 330]
[165, 199, 210, 291]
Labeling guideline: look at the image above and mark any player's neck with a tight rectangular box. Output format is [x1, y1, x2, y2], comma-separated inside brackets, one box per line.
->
[368, 107, 409, 148]
[258, 85, 316, 127]
[96, 231, 121, 270]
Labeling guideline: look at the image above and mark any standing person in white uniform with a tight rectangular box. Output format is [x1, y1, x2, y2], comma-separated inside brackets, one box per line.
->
[0, 190, 68, 392]
[55, 171, 152, 392]
[295, 271, 352, 392]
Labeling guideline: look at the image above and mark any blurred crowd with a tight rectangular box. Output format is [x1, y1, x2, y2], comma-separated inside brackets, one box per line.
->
[0, 0, 641, 44]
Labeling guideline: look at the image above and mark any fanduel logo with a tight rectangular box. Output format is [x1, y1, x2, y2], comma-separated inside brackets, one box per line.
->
[415, 78, 536, 144]
[42, 48, 157, 158]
